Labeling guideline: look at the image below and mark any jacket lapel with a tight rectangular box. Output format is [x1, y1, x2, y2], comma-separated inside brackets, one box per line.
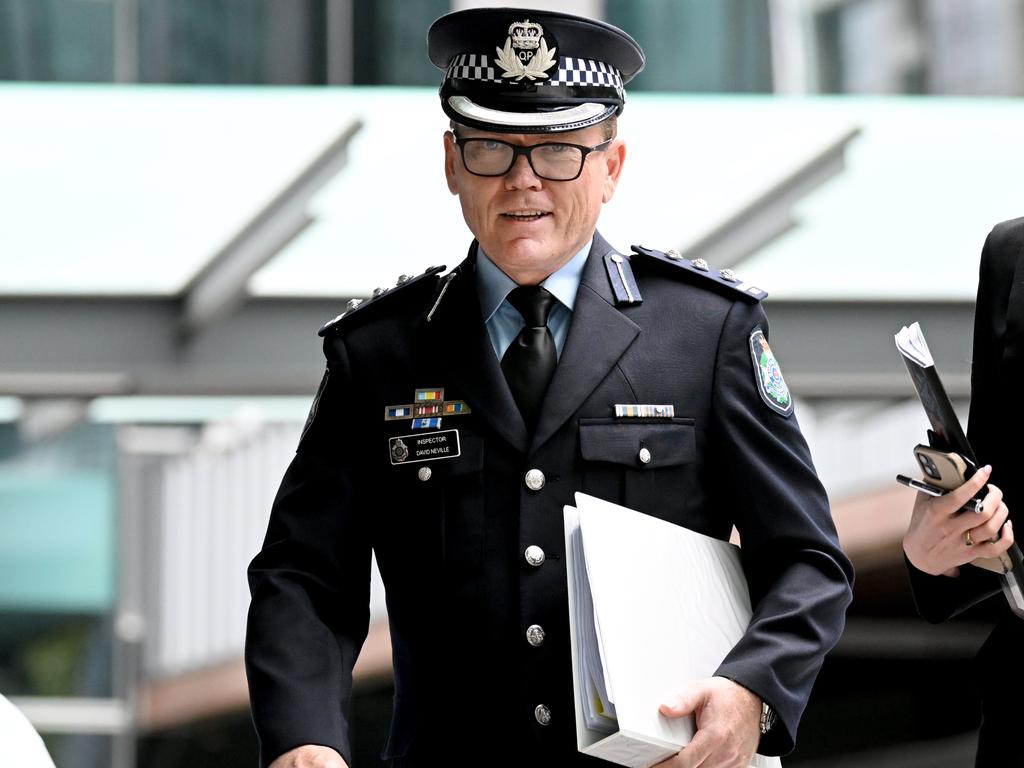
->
[425, 249, 530, 454]
[531, 234, 641, 452]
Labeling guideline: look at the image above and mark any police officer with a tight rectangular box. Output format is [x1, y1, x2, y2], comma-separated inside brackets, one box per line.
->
[245, 8, 853, 768]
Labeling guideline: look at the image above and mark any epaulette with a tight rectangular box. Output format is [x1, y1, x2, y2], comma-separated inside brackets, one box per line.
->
[630, 245, 768, 302]
[602, 250, 643, 306]
[318, 265, 446, 337]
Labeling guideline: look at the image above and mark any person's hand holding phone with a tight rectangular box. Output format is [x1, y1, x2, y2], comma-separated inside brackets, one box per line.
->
[903, 465, 1014, 576]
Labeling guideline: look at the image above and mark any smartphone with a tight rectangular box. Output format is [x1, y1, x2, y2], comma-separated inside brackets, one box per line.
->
[895, 474, 984, 513]
[913, 444, 975, 490]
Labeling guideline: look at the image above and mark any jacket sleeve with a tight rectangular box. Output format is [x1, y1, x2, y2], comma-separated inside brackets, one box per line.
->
[245, 337, 371, 768]
[708, 300, 854, 756]
[905, 221, 1024, 620]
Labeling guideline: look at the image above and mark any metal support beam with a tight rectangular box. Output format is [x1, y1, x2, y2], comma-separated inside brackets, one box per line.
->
[8, 697, 130, 735]
[113, 0, 140, 83]
[326, 0, 355, 84]
[679, 127, 861, 268]
[768, 0, 857, 94]
[178, 119, 364, 341]
[766, 299, 975, 398]
[0, 296, 974, 398]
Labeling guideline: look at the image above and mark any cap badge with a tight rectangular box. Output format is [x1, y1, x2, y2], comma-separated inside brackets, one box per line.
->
[495, 19, 557, 81]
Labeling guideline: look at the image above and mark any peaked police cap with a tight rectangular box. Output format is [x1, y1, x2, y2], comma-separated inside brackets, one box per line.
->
[428, 7, 645, 134]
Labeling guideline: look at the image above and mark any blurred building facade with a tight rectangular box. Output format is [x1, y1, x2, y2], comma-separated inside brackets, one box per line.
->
[3, 0, 1024, 95]
[2, 2, 1024, 768]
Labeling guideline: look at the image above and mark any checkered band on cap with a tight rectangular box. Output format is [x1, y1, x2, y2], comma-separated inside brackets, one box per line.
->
[447, 53, 625, 99]
[448, 54, 498, 81]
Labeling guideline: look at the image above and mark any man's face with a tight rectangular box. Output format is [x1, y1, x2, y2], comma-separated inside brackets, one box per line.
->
[443, 123, 626, 283]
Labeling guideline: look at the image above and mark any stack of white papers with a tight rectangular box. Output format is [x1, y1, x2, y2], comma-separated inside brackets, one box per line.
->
[567, 510, 617, 732]
[563, 493, 782, 768]
[894, 321, 934, 368]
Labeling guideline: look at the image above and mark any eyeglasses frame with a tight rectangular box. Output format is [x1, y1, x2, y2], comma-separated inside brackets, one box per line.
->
[451, 134, 615, 182]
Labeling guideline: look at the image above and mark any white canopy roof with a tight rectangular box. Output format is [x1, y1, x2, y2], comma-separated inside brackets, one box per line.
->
[3, 84, 1022, 300]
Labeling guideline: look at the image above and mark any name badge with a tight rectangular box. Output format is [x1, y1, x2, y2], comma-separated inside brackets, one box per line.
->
[389, 429, 461, 465]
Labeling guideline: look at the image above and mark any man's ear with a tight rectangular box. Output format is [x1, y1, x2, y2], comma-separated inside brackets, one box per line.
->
[443, 131, 460, 195]
[601, 139, 626, 204]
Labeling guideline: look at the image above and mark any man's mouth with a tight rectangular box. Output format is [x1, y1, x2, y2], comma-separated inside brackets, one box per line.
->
[501, 210, 550, 222]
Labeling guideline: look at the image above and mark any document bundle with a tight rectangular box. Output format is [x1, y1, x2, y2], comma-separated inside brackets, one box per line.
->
[563, 492, 781, 768]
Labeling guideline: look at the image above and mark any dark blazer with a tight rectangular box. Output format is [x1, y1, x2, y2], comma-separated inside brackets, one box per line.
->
[906, 217, 1024, 765]
[245, 233, 854, 768]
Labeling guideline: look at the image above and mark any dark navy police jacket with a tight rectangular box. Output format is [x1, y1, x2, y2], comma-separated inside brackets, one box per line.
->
[245, 233, 854, 767]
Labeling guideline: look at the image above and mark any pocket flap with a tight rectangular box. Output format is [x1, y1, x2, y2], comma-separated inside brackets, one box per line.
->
[579, 418, 695, 468]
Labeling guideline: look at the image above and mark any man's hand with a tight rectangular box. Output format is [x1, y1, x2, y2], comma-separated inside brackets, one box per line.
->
[655, 677, 761, 768]
[268, 745, 348, 768]
[903, 465, 1014, 577]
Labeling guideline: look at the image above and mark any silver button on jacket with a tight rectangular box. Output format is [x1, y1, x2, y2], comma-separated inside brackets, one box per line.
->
[534, 704, 552, 725]
[526, 624, 546, 646]
[524, 468, 546, 491]
[524, 545, 545, 567]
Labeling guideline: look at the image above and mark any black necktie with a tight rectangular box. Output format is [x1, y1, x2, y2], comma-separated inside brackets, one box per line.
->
[501, 285, 558, 432]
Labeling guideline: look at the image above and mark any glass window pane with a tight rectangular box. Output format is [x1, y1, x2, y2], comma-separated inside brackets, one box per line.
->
[605, 0, 772, 93]
[0, 424, 117, 700]
[0, 0, 114, 81]
[139, 0, 327, 84]
[0, 614, 113, 698]
[353, 0, 448, 85]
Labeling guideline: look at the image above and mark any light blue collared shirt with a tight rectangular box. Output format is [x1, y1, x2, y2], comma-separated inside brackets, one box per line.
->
[476, 238, 592, 362]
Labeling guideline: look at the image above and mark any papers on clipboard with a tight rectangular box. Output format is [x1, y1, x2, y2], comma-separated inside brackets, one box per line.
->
[563, 493, 782, 768]
[894, 321, 934, 367]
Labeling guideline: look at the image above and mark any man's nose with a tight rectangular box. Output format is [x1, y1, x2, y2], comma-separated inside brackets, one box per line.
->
[504, 152, 542, 190]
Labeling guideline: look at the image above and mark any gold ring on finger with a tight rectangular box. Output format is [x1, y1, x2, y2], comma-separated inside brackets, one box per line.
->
[965, 530, 974, 547]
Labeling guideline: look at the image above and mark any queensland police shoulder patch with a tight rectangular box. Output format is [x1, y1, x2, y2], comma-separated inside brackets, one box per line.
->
[749, 328, 793, 417]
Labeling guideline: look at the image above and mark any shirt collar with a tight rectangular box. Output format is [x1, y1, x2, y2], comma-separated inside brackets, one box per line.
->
[476, 238, 594, 323]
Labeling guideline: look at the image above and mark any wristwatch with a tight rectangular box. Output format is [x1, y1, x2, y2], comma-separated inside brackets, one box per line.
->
[759, 701, 776, 735]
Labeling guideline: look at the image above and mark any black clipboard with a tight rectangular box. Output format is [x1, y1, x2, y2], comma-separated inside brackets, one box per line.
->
[896, 324, 975, 461]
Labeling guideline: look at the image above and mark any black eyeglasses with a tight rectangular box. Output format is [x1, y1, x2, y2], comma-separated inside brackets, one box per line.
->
[453, 136, 614, 181]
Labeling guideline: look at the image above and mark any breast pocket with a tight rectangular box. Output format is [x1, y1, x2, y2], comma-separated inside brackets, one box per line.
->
[578, 418, 696, 519]
[434, 430, 486, 580]
[376, 430, 486, 590]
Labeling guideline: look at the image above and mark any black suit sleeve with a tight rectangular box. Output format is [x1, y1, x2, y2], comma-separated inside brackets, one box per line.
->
[906, 221, 1024, 621]
[905, 557, 1000, 623]
[709, 300, 854, 756]
[245, 337, 371, 768]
